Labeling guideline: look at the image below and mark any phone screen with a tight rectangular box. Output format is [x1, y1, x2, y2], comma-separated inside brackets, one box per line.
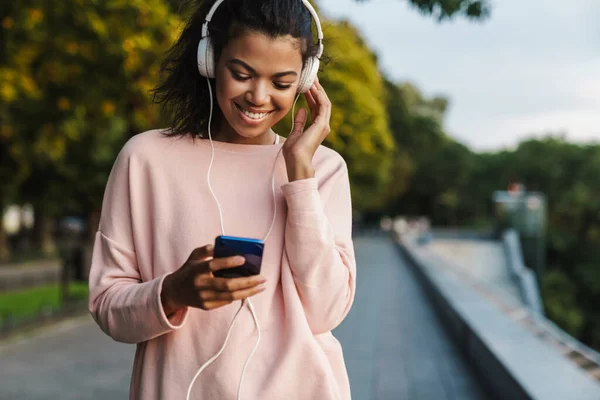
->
[213, 235, 264, 278]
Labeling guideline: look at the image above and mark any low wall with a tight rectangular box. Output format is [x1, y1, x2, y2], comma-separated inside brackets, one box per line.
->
[396, 233, 600, 400]
[0, 260, 61, 292]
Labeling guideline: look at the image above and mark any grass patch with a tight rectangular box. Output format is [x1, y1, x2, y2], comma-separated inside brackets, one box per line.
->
[0, 282, 88, 325]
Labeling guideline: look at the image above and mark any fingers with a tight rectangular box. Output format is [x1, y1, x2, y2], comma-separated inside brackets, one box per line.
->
[291, 108, 308, 135]
[308, 83, 331, 134]
[304, 90, 318, 121]
[196, 275, 267, 310]
[181, 247, 268, 311]
[188, 244, 214, 264]
[201, 281, 264, 310]
[207, 255, 247, 273]
[305, 89, 316, 106]
[190, 252, 243, 279]
[310, 81, 330, 112]
[199, 284, 267, 303]
[314, 75, 322, 89]
[211, 275, 266, 292]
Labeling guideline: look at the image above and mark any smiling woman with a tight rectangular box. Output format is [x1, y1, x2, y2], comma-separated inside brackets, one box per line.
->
[214, 32, 304, 143]
[151, 0, 326, 145]
[88, 1, 356, 400]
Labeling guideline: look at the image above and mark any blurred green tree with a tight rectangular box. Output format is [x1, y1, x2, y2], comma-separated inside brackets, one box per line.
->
[1, 1, 182, 255]
[274, 20, 396, 211]
[463, 137, 600, 350]
[382, 79, 476, 225]
[509, 138, 600, 349]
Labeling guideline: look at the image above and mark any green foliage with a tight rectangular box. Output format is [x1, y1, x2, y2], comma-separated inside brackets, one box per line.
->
[542, 270, 585, 337]
[0, 282, 88, 325]
[462, 138, 600, 350]
[0, 0, 183, 218]
[274, 20, 396, 211]
[381, 79, 477, 225]
[381, 80, 600, 351]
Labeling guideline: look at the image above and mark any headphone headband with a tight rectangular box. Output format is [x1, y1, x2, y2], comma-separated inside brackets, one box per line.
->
[201, 0, 323, 57]
[197, 0, 322, 92]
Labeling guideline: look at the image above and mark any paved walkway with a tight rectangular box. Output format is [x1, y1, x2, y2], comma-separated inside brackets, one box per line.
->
[0, 234, 488, 399]
[0, 316, 133, 399]
[334, 235, 489, 400]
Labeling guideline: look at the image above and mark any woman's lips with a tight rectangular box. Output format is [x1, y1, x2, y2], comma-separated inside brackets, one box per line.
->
[234, 103, 274, 126]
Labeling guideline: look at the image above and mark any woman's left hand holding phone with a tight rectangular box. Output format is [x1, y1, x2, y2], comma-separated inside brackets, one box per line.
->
[161, 244, 267, 316]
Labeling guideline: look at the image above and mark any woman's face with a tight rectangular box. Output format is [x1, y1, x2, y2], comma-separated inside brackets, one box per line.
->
[214, 31, 304, 144]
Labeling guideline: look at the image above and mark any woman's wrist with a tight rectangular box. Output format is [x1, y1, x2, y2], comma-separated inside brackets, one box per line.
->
[161, 273, 184, 316]
[286, 157, 315, 182]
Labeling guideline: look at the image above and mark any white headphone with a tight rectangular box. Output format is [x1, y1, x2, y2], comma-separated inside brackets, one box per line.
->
[197, 0, 324, 93]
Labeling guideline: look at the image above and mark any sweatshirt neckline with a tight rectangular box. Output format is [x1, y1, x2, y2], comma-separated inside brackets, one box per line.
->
[196, 135, 283, 154]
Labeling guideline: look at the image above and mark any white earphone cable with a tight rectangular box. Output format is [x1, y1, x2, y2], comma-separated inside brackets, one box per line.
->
[186, 78, 300, 400]
[205, 79, 226, 236]
[262, 93, 301, 241]
[186, 299, 245, 400]
[237, 298, 261, 399]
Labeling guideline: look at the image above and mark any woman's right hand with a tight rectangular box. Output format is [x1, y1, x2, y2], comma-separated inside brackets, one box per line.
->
[161, 244, 267, 315]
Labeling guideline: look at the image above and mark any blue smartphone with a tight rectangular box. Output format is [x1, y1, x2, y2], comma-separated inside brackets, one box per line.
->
[212, 235, 264, 278]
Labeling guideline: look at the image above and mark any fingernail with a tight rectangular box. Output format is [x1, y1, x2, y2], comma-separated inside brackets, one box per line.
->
[235, 256, 245, 263]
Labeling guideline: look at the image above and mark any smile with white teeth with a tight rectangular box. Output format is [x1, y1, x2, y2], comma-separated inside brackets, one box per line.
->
[236, 104, 272, 120]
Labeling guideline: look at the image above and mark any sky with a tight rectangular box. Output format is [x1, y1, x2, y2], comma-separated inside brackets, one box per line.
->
[319, 0, 600, 152]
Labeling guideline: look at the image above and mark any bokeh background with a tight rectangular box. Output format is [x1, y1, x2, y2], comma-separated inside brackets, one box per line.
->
[1, 0, 599, 398]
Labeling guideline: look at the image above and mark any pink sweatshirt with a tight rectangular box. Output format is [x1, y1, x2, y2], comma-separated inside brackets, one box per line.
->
[88, 129, 356, 399]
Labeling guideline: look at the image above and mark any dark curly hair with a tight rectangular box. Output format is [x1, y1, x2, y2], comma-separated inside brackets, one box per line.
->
[151, 0, 324, 139]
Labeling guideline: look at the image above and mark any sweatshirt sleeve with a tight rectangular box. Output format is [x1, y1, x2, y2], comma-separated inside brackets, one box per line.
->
[88, 142, 189, 344]
[280, 160, 356, 335]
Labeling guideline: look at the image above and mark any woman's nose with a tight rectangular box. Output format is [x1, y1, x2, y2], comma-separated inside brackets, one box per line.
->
[246, 80, 269, 106]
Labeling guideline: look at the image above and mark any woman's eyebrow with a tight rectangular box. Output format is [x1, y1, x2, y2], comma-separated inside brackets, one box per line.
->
[227, 59, 298, 78]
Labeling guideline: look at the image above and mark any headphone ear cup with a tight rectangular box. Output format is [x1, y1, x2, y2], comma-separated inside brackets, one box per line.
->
[197, 37, 215, 78]
[297, 57, 320, 93]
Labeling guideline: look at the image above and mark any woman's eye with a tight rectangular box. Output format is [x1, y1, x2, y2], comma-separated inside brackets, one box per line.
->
[232, 72, 250, 81]
[274, 82, 293, 90]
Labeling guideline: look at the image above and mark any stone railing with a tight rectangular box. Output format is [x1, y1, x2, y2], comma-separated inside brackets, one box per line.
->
[394, 229, 600, 400]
